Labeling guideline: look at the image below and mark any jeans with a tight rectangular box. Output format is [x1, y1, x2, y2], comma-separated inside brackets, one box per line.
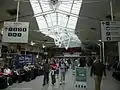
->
[60, 72, 65, 82]
[51, 72, 56, 84]
[43, 72, 49, 85]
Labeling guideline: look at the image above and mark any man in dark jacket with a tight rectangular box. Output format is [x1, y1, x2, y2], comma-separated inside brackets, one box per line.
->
[43, 60, 50, 86]
[90, 56, 106, 90]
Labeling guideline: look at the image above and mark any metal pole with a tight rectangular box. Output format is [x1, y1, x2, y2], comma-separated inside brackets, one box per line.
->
[110, 0, 114, 22]
[25, 44, 26, 61]
[102, 42, 105, 64]
[99, 44, 102, 61]
[118, 42, 120, 61]
[16, 0, 20, 22]
[37, 47, 39, 58]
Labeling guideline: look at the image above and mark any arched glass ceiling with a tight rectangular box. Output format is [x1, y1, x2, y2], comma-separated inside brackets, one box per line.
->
[30, 0, 82, 49]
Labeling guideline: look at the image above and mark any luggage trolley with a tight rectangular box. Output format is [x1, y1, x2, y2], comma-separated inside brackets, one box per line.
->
[74, 67, 87, 90]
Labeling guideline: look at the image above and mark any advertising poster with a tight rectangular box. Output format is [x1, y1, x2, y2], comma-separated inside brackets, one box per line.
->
[74, 67, 87, 90]
[15, 54, 35, 68]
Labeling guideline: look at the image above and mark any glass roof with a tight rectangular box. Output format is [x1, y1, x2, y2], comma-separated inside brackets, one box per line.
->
[30, 0, 82, 48]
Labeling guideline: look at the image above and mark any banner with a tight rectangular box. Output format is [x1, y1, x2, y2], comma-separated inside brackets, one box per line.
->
[74, 67, 87, 90]
[15, 54, 35, 68]
[2, 22, 29, 43]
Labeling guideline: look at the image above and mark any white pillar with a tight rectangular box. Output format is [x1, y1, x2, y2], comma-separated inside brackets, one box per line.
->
[100, 44, 102, 62]
[102, 42, 105, 64]
[16, 0, 20, 22]
[110, 0, 114, 22]
[118, 42, 120, 61]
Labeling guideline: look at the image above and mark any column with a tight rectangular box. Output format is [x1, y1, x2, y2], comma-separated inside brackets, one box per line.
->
[118, 42, 120, 61]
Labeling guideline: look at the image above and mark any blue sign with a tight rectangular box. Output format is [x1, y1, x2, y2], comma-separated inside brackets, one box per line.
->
[15, 54, 35, 68]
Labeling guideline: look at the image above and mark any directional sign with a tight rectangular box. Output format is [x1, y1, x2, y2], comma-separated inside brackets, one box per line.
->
[101, 21, 120, 41]
[2, 22, 29, 43]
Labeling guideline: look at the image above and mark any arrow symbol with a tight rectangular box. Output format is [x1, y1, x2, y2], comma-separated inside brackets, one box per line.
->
[5, 27, 8, 31]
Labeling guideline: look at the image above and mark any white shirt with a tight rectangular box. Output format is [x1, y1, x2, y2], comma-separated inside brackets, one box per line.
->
[4, 68, 11, 75]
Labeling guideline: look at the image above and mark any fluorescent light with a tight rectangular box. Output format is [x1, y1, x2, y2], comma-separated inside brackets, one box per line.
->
[31, 41, 35, 46]
[36, 55, 39, 58]
[42, 44, 46, 48]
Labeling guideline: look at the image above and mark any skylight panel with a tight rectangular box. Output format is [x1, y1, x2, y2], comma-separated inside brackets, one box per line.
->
[58, 4, 72, 13]
[67, 16, 77, 29]
[58, 13, 68, 27]
[36, 16, 48, 29]
[71, 2, 82, 15]
[50, 13, 57, 26]
[41, 3, 52, 12]
[45, 14, 52, 27]
[30, 0, 42, 14]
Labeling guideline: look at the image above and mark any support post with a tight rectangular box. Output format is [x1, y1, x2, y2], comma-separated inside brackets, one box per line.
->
[118, 42, 120, 61]
[16, 0, 20, 22]
[25, 44, 26, 61]
[102, 42, 105, 64]
[98, 43, 102, 62]
[110, 0, 113, 22]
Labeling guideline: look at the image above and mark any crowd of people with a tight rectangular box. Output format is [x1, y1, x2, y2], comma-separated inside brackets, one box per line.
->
[0, 57, 72, 89]
[1, 56, 118, 90]
[0, 56, 96, 89]
[42, 58, 71, 86]
[0, 63, 44, 89]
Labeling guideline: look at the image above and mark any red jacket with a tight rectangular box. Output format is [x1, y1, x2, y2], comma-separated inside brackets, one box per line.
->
[0, 72, 3, 77]
[51, 64, 57, 70]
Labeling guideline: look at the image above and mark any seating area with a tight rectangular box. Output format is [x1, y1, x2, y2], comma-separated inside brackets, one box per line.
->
[0, 66, 44, 89]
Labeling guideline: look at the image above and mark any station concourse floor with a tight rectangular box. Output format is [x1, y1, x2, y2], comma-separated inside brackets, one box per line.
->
[4, 69, 120, 90]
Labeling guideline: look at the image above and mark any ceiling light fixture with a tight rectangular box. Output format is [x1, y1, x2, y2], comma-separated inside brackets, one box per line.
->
[31, 41, 35, 46]
[42, 44, 46, 48]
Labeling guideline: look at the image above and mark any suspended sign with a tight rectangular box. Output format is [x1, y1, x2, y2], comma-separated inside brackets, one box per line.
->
[2, 22, 29, 43]
[101, 21, 120, 41]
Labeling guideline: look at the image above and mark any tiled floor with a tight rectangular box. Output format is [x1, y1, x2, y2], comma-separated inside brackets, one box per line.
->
[4, 69, 120, 90]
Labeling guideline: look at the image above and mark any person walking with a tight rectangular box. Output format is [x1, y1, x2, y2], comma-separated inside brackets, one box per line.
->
[56, 61, 59, 78]
[59, 60, 66, 85]
[43, 60, 50, 86]
[51, 60, 57, 85]
[90, 56, 106, 90]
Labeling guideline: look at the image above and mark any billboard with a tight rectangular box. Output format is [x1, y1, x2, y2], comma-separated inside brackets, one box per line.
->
[15, 54, 35, 68]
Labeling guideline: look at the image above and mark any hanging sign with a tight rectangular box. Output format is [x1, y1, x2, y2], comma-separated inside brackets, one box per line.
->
[2, 22, 29, 43]
[101, 21, 120, 41]
[74, 67, 87, 90]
